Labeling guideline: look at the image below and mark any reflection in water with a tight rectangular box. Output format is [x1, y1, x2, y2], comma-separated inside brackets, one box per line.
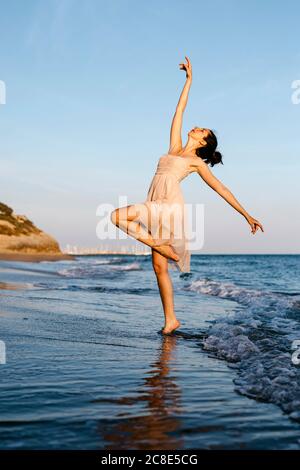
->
[98, 335, 184, 450]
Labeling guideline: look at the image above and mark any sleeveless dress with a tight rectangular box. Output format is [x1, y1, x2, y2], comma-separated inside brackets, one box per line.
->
[133, 153, 197, 273]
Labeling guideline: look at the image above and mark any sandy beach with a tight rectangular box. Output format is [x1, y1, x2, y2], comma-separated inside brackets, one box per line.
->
[0, 252, 75, 263]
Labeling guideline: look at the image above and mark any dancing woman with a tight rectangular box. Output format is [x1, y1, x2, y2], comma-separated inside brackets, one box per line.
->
[110, 56, 264, 335]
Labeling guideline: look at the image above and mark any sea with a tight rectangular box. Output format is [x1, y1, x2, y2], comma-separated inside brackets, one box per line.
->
[0, 254, 300, 450]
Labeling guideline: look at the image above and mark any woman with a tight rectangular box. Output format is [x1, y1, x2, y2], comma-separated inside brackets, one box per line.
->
[110, 56, 264, 335]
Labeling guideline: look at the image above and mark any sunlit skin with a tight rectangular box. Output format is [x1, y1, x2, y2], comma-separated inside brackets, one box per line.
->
[111, 56, 264, 334]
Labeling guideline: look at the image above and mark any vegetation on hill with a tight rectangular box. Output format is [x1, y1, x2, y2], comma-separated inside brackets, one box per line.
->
[0, 202, 62, 253]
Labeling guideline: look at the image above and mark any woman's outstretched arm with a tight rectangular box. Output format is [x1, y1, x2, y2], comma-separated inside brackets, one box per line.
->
[196, 159, 264, 234]
[169, 56, 192, 154]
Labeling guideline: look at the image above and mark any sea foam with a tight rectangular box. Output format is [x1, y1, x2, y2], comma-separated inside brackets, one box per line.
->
[184, 278, 300, 421]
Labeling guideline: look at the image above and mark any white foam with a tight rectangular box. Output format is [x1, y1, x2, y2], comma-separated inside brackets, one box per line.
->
[109, 262, 141, 271]
[185, 278, 300, 421]
[58, 261, 141, 278]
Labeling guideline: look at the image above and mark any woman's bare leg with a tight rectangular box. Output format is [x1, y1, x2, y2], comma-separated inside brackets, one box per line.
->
[110, 205, 179, 262]
[151, 248, 181, 334]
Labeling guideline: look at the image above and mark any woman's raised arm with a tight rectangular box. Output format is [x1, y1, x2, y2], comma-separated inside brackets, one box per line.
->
[168, 56, 192, 154]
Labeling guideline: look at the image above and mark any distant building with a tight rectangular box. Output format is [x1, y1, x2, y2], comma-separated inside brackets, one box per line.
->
[63, 243, 151, 255]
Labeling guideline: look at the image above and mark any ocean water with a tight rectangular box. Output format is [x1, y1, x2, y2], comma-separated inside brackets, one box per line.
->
[0, 254, 300, 450]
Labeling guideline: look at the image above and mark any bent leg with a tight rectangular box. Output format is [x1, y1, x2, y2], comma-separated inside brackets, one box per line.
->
[110, 205, 180, 262]
[111, 204, 151, 240]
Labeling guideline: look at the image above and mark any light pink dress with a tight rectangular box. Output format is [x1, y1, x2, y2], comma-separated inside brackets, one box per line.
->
[133, 153, 197, 273]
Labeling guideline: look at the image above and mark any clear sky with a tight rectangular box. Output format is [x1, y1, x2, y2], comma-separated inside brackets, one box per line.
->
[0, 0, 299, 253]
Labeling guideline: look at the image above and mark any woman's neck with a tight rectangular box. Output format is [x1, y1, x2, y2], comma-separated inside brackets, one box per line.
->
[178, 147, 197, 157]
[179, 139, 201, 157]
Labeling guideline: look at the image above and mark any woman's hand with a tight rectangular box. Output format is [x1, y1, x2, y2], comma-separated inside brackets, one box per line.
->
[246, 215, 264, 235]
[179, 56, 192, 80]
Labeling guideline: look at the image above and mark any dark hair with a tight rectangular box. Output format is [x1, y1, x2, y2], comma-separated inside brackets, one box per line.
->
[195, 129, 223, 167]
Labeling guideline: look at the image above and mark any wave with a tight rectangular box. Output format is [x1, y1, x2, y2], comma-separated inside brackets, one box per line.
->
[58, 261, 142, 278]
[184, 278, 300, 421]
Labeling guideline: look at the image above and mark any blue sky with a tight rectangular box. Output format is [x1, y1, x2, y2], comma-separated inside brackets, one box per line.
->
[0, 0, 299, 253]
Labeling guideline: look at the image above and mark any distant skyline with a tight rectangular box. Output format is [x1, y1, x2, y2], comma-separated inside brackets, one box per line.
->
[1, 0, 299, 253]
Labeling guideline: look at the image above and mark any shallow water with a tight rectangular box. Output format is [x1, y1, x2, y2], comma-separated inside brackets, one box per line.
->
[0, 254, 300, 449]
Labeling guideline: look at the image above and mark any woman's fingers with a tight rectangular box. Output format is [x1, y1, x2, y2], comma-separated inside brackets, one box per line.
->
[254, 219, 264, 233]
[252, 223, 258, 234]
[247, 217, 264, 235]
[179, 57, 192, 78]
[257, 222, 264, 232]
[186, 56, 192, 69]
[251, 220, 264, 234]
[179, 56, 191, 69]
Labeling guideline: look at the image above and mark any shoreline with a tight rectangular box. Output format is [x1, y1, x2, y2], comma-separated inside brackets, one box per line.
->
[0, 252, 75, 262]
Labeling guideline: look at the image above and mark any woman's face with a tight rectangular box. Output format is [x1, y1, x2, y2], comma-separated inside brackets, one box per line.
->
[188, 127, 210, 144]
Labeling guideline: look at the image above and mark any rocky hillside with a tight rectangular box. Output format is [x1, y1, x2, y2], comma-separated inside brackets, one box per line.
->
[0, 202, 62, 254]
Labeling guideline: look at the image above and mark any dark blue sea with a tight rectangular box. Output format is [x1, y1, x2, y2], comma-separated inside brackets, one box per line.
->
[0, 254, 300, 449]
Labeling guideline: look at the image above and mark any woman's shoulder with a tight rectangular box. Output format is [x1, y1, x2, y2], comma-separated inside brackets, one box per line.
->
[187, 156, 205, 172]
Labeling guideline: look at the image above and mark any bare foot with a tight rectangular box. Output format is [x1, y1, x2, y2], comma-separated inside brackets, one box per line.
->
[161, 319, 181, 335]
[153, 244, 180, 262]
